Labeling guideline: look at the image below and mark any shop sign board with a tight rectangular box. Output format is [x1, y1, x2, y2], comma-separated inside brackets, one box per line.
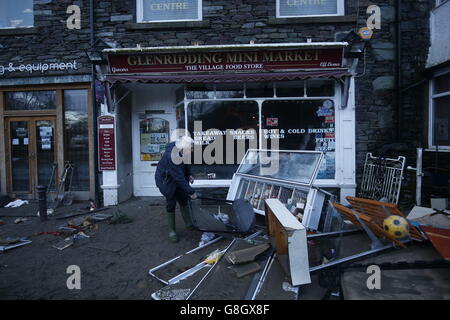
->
[108, 48, 344, 74]
[98, 116, 116, 171]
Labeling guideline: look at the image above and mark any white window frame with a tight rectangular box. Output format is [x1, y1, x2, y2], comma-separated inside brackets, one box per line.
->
[428, 69, 450, 151]
[0, 0, 34, 29]
[276, 0, 345, 18]
[136, 0, 202, 23]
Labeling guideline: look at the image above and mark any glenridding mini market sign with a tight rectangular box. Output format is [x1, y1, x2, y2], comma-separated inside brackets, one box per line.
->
[108, 48, 344, 74]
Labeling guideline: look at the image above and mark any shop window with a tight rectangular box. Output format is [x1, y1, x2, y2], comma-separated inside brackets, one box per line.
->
[5, 91, 56, 111]
[276, 0, 345, 18]
[140, 118, 170, 161]
[64, 90, 90, 191]
[430, 72, 450, 149]
[187, 101, 259, 180]
[306, 80, 335, 97]
[186, 84, 215, 99]
[246, 83, 275, 98]
[262, 99, 336, 179]
[276, 81, 305, 97]
[215, 84, 244, 99]
[0, 0, 33, 29]
[136, 0, 202, 23]
[176, 104, 185, 130]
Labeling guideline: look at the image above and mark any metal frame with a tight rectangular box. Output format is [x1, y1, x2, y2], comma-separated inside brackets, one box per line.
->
[358, 152, 406, 204]
[148, 236, 224, 285]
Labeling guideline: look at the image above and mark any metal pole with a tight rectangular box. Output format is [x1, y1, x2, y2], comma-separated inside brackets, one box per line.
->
[37, 185, 48, 221]
[416, 148, 423, 206]
[90, 0, 101, 207]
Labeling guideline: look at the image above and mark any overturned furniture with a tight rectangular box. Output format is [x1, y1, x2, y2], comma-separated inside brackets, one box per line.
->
[227, 149, 334, 231]
[264, 199, 311, 286]
[188, 198, 256, 234]
[359, 153, 406, 204]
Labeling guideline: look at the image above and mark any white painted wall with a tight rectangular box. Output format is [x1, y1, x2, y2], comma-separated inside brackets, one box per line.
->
[427, 1, 450, 68]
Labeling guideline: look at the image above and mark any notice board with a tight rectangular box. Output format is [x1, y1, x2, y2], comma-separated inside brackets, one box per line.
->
[98, 115, 116, 171]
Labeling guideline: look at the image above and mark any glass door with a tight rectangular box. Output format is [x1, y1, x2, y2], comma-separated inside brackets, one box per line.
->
[6, 117, 57, 198]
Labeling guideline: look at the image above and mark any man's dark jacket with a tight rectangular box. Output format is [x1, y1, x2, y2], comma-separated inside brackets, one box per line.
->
[155, 142, 195, 199]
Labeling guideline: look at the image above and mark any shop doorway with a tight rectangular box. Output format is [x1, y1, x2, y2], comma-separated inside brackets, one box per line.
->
[5, 116, 57, 199]
[134, 115, 174, 196]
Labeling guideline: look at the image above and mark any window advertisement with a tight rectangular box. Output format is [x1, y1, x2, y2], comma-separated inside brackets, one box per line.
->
[0, 0, 33, 28]
[278, 0, 340, 17]
[187, 101, 259, 180]
[139, 0, 201, 22]
[140, 118, 170, 161]
[262, 99, 336, 179]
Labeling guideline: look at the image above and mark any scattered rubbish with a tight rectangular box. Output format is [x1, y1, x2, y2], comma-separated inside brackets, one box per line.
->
[14, 217, 28, 224]
[4, 199, 29, 208]
[282, 281, 299, 293]
[0, 238, 32, 252]
[62, 163, 75, 206]
[265, 199, 311, 286]
[52, 238, 74, 251]
[229, 262, 261, 278]
[37, 208, 55, 217]
[359, 152, 406, 204]
[407, 206, 439, 220]
[90, 213, 113, 222]
[149, 236, 227, 285]
[55, 207, 109, 220]
[36, 231, 61, 237]
[151, 288, 191, 300]
[50, 162, 73, 209]
[226, 243, 270, 265]
[204, 249, 223, 265]
[109, 210, 133, 224]
[89, 200, 97, 211]
[430, 198, 448, 211]
[198, 232, 216, 247]
[72, 231, 90, 241]
[88, 242, 129, 253]
[420, 226, 450, 261]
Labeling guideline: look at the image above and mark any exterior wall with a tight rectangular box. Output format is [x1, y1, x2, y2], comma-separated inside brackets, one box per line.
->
[427, 0, 450, 68]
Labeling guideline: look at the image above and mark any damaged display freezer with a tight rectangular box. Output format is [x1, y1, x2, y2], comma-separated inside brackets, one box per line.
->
[227, 149, 334, 231]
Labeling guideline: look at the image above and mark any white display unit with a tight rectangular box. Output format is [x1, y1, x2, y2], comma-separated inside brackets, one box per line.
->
[226, 149, 330, 231]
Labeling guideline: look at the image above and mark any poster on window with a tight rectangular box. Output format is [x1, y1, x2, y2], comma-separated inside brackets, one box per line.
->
[140, 118, 170, 161]
[262, 99, 336, 179]
[41, 137, 52, 150]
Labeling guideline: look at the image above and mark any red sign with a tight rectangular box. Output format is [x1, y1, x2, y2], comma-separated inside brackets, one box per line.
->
[98, 116, 116, 171]
[108, 48, 344, 74]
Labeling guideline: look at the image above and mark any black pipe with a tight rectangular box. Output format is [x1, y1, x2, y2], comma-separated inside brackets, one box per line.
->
[37, 185, 48, 222]
[395, 0, 402, 141]
[90, 0, 101, 207]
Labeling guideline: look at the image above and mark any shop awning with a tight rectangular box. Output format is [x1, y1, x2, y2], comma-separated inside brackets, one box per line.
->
[104, 70, 351, 84]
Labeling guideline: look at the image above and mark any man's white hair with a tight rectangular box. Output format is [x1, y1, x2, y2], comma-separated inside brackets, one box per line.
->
[175, 135, 194, 150]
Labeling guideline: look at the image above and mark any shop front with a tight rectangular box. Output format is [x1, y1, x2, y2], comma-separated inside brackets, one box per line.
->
[0, 82, 96, 200]
[100, 43, 356, 205]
